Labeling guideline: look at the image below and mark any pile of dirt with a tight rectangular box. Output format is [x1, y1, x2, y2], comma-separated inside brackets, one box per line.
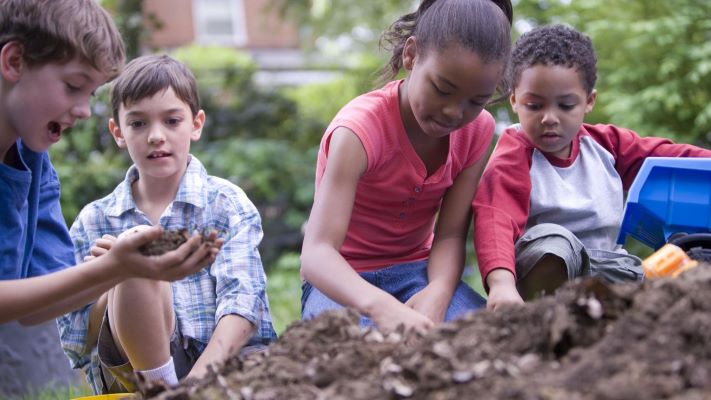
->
[150, 265, 711, 400]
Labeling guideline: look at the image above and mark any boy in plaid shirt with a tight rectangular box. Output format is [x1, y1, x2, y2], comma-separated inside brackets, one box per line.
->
[58, 54, 276, 393]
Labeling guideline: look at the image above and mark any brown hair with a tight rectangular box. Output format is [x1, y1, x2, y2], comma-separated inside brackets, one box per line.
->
[0, 0, 125, 78]
[379, 0, 512, 95]
[111, 54, 200, 124]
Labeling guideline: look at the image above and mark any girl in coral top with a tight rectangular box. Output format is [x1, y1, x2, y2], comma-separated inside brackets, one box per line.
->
[300, 0, 513, 332]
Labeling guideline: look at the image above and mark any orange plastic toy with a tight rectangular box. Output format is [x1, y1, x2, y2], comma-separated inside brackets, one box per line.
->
[642, 243, 699, 279]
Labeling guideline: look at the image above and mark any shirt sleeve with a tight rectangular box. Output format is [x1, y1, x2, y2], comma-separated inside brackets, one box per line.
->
[27, 153, 74, 277]
[211, 190, 269, 330]
[473, 130, 534, 288]
[586, 124, 711, 189]
[56, 209, 98, 370]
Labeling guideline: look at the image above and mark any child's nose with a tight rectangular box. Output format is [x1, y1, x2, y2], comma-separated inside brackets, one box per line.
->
[147, 127, 166, 144]
[542, 110, 559, 125]
[71, 99, 92, 120]
[442, 102, 463, 121]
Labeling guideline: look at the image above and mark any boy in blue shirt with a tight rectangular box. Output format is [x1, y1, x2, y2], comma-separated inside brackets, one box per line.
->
[58, 54, 277, 393]
[0, 0, 218, 325]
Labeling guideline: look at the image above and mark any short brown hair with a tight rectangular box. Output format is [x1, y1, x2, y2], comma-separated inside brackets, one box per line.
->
[111, 54, 200, 125]
[0, 0, 125, 78]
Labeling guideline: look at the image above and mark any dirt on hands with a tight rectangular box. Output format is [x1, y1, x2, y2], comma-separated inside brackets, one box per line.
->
[139, 229, 216, 256]
[149, 264, 711, 400]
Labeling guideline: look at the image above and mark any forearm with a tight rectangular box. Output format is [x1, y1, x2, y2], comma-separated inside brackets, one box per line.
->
[18, 273, 119, 326]
[2, 258, 121, 325]
[486, 268, 516, 288]
[189, 314, 254, 377]
[426, 235, 466, 295]
[300, 243, 395, 318]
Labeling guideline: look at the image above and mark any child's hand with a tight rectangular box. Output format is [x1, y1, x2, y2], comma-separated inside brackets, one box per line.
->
[371, 298, 434, 334]
[404, 283, 450, 323]
[105, 226, 222, 281]
[83, 234, 118, 262]
[486, 269, 524, 310]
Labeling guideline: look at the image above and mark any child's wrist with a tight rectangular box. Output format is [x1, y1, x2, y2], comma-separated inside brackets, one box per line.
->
[486, 268, 516, 290]
[359, 289, 394, 319]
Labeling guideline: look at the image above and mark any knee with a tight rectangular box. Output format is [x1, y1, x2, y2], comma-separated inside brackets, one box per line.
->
[522, 223, 573, 239]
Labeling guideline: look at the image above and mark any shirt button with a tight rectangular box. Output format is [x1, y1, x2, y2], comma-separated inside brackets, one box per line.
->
[399, 212, 406, 219]
[414, 187, 421, 193]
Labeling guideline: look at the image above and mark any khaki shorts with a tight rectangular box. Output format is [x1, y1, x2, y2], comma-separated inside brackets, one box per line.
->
[515, 223, 644, 285]
[96, 310, 199, 393]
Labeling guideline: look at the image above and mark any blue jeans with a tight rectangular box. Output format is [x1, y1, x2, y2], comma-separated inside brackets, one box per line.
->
[301, 260, 486, 326]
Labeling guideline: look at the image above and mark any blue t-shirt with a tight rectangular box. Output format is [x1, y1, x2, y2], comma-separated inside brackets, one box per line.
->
[0, 140, 74, 279]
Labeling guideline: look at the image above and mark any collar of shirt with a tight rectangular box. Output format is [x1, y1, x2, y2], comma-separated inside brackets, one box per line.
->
[103, 154, 208, 217]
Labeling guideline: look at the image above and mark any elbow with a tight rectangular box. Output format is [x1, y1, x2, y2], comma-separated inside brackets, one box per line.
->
[299, 243, 323, 283]
[299, 250, 315, 282]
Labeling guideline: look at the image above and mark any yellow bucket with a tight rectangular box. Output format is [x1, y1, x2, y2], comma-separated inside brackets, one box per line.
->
[71, 394, 134, 400]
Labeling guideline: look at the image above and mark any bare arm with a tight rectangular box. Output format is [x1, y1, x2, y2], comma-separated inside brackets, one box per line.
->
[300, 128, 433, 332]
[187, 314, 254, 379]
[3, 226, 219, 325]
[405, 157, 488, 322]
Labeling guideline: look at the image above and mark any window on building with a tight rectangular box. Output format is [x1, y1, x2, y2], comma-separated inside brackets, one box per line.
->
[193, 0, 247, 46]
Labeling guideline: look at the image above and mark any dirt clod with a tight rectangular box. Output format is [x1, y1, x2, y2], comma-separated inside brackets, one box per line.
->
[149, 264, 711, 400]
[139, 229, 215, 256]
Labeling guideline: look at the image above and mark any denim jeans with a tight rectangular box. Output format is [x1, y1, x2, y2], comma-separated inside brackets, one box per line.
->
[301, 260, 486, 327]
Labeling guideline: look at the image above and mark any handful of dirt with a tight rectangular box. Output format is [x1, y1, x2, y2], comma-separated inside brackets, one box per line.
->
[139, 229, 215, 256]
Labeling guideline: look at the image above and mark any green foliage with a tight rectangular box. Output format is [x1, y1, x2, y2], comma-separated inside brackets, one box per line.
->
[265, 252, 303, 334]
[21, 383, 92, 400]
[269, 0, 414, 54]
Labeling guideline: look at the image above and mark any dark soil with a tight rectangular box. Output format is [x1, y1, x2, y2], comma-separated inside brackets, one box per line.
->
[149, 264, 711, 400]
[139, 229, 214, 256]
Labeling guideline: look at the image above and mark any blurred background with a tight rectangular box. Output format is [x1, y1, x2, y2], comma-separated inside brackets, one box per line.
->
[52, 0, 711, 334]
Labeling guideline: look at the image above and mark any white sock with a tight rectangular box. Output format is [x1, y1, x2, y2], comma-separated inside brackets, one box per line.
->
[137, 357, 179, 387]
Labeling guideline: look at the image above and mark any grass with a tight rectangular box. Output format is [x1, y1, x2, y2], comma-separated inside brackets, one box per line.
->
[17, 384, 92, 400]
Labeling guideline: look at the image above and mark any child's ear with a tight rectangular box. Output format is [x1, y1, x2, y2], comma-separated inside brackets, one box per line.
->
[509, 91, 518, 113]
[108, 118, 127, 148]
[191, 110, 205, 141]
[585, 89, 597, 113]
[0, 41, 25, 82]
[402, 36, 417, 71]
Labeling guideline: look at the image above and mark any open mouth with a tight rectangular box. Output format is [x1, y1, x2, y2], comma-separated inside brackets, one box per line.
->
[47, 122, 62, 139]
[148, 151, 171, 159]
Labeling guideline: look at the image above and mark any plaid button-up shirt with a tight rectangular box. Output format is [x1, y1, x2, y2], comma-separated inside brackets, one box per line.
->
[57, 155, 276, 393]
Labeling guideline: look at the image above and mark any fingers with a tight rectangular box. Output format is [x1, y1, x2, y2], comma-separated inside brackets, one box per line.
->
[150, 236, 220, 281]
[117, 225, 163, 249]
[117, 224, 155, 240]
[90, 236, 116, 257]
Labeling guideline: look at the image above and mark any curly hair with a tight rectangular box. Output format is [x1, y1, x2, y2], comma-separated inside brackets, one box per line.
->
[509, 24, 597, 94]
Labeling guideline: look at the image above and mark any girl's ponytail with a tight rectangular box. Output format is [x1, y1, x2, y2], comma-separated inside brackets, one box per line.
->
[377, 0, 512, 90]
[378, 0, 438, 84]
[489, 0, 513, 25]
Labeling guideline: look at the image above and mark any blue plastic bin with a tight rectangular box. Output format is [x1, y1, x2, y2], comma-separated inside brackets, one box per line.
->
[616, 157, 711, 249]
